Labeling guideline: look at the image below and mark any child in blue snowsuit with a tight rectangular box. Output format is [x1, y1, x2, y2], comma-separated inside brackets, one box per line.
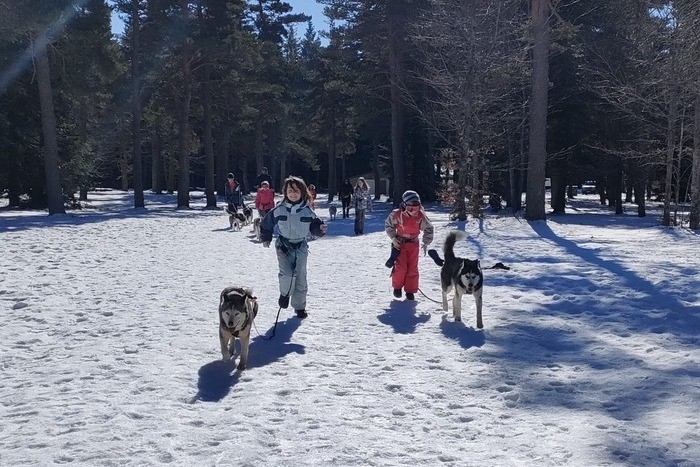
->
[260, 176, 327, 319]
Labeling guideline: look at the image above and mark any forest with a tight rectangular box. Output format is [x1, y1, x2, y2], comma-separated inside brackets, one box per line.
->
[1, 0, 699, 229]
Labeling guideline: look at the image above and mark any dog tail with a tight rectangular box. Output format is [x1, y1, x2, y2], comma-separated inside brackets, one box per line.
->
[443, 231, 463, 262]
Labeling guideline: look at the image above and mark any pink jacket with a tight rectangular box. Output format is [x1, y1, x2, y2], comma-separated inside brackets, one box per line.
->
[255, 187, 275, 211]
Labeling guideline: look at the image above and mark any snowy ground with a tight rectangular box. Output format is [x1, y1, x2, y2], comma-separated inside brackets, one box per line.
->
[1, 190, 698, 466]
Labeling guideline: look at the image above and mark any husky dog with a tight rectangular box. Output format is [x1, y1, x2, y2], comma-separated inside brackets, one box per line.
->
[428, 231, 484, 328]
[226, 204, 246, 231]
[328, 204, 337, 221]
[242, 205, 254, 225]
[219, 286, 258, 370]
[252, 217, 262, 240]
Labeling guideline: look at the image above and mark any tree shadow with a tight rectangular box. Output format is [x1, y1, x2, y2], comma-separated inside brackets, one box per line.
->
[529, 220, 700, 336]
[377, 299, 431, 334]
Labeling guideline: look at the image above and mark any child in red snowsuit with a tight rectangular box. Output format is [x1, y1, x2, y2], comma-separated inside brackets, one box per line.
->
[384, 190, 434, 300]
[255, 181, 275, 217]
[308, 184, 317, 210]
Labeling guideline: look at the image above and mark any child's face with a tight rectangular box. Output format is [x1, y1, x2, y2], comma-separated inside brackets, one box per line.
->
[405, 202, 421, 215]
[286, 184, 302, 203]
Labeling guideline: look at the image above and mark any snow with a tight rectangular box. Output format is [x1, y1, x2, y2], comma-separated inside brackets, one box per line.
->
[1, 190, 698, 466]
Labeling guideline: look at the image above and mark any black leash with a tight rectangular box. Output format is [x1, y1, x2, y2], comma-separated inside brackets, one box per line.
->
[255, 247, 297, 340]
[254, 305, 283, 340]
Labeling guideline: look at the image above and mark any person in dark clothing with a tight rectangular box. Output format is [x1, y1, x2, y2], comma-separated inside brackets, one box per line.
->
[224, 173, 243, 209]
[339, 178, 354, 219]
[255, 167, 274, 190]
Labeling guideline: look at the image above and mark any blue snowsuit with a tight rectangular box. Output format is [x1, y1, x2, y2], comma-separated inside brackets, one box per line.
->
[260, 199, 326, 311]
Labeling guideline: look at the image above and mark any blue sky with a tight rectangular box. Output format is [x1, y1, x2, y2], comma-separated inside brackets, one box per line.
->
[110, 1, 329, 38]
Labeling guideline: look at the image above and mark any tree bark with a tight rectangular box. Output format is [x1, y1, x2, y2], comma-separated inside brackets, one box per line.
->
[176, 41, 192, 208]
[373, 141, 381, 199]
[131, 0, 144, 208]
[525, 0, 549, 221]
[388, 17, 405, 206]
[215, 126, 230, 197]
[255, 114, 264, 175]
[550, 163, 566, 214]
[151, 128, 163, 194]
[327, 111, 337, 202]
[662, 84, 678, 226]
[690, 93, 700, 230]
[202, 59, 216, 208]
[34, 40, 65, 215]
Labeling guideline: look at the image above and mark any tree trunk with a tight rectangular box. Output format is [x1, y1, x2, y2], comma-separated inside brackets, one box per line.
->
[388, 18, 405, 206]
[550, 162, 566, 214]
[327, 110, 337, 202]
[131, 0, 144, 208]
[215, 126, 230, 197]
[373, 142, 381, 199]
[255, 114, 264, 174]
[662, 84, 677, 226]
[151, 128, 163, 194]
[611, 165, 623, 214]
[165, 130, 176, 193]
[177, 48, 192, 208]
[525, 0, 549, 221]
[34, 40, 65, 215]
[470, 147, 481, 218]
[634, 171, 646, 217]
[691, 93, 700, 230]
[202, 60, 216, 208]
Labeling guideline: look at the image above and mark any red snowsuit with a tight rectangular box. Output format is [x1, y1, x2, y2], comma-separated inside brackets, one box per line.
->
[255, 187, 275, 215]
[308, 187, 317, 210]
[384, 207, 434, 294]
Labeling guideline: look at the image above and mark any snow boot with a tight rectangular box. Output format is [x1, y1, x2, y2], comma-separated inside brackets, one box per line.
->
[393, 288, 402, 298]
[295, 309, 308, 319]
[406, 293, 415, 301]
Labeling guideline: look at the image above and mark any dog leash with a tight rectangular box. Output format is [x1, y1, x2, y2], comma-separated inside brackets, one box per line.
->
[254, 306, 283, 340]
[417, 287, 442, 304]
[255, 259, 296, 340]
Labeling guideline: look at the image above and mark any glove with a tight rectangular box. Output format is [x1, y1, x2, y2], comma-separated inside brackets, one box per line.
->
[263, 241, 270, 248]
[422, 243, 428, 256]
[391, 237, 401, 249]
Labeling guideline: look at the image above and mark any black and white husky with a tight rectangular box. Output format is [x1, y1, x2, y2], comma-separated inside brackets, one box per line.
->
[219, 286, 258, 370]
[428, 231, 484, 328]
[226, 204, 247, 231]
[242, 205, 254, 225]
[252, 217, 261, 240]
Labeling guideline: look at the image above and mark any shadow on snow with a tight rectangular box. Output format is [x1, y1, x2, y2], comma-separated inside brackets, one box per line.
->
[377, 299, 431, 334]
[190, 318, 304, 403]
